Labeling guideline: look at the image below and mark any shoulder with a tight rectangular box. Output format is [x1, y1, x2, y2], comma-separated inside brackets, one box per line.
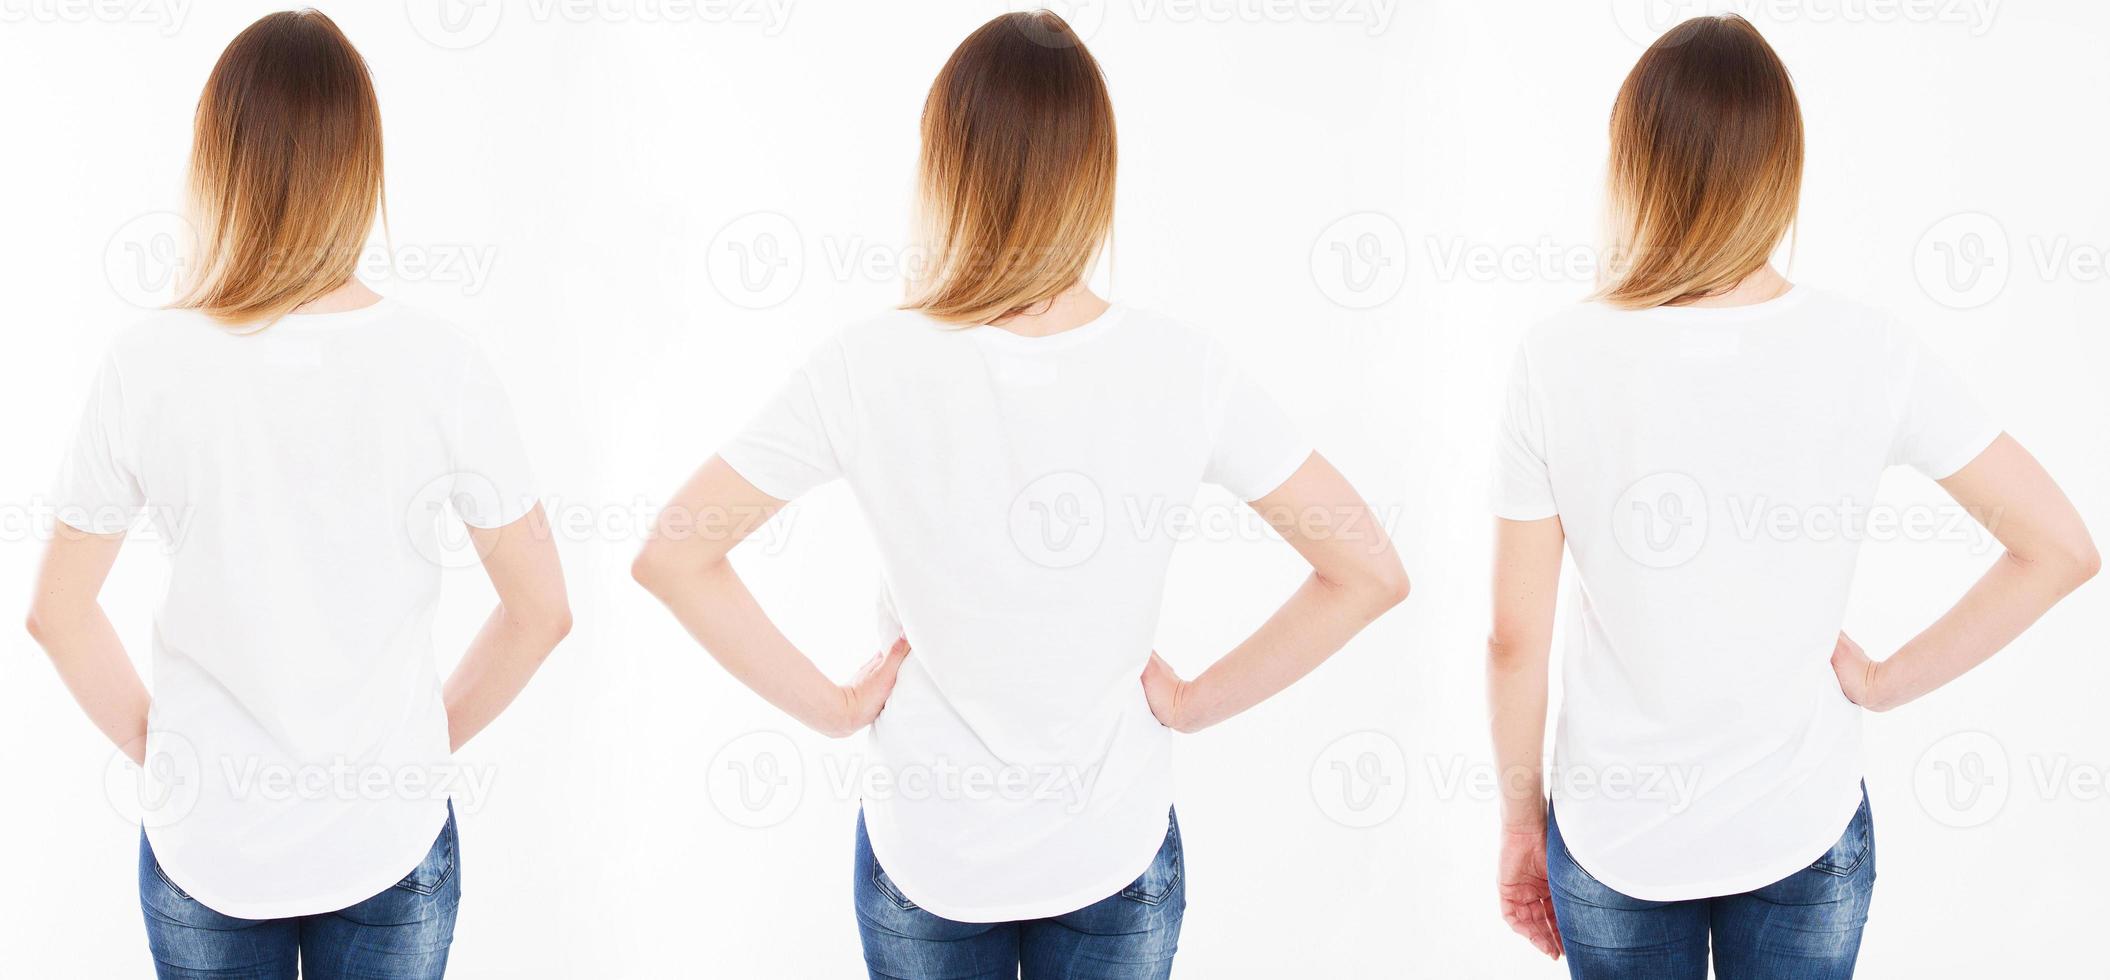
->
[364, 300, 482, 354]
[1513, 299, 1624, 362]
[103, 307, 216, 357]
[1790, 287, 1897, 338]
[829, 309, 952, 356]
[1120, 306, 1212, 347]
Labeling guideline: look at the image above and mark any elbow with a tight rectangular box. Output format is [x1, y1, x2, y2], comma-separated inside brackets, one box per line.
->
[541, 604, 575, 646]
[2029, 533, 2102, 592]
[1365, 547, 1412, 612]
[23, 602, 72, 649]
[512, 595, 572, 650]
[1372, 565, 1412, 612]
[1323, 561, 1410, 617]
[2064, 539, 2102, 590]
[1485, 635, 1541, 672]
[630, 547, 673, 597]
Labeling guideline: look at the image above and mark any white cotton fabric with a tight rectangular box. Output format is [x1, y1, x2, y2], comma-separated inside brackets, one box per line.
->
[53, 300, 536, 918]
[719, 306, 1309, 921]
[1492, 287, 2001, 900]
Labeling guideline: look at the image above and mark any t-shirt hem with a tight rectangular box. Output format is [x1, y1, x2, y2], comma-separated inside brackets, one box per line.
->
[1230, 446, 1313, 503]
[459, 496, 539, 530]
[1920, 426, 2003, 481]
[862, 798, 1172, 924]
[1492, 500, 1558, 522]
[50, 507, 135, 536]
[1556, 781, 1866, 902]
[143, 799, 451, 920]
[717, 448, 809, 503]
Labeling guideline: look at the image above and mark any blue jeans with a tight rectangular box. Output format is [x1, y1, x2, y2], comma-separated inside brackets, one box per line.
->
[854, 809, 1185, 980]
[1547, 789, 1875, 980]
[139, 806, 461, 979]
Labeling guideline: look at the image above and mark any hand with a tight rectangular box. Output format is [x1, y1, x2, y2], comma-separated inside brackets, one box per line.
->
[828, 636, 909, 737]
[1829, 632, 1888, 711]
[1498, 824, 1562, 960]
[1140, 652, 1194, 733]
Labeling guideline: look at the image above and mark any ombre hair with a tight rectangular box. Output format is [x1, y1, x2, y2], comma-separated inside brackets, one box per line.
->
[904, 10, 1116, 325]
[174, 9, 384, 327]
[1595, 14, 1802, 309]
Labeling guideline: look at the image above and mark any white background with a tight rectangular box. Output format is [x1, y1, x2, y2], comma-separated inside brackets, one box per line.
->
[2, 0, 2105, 976]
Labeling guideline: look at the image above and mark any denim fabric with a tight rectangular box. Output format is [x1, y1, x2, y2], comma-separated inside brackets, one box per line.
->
[854, 809, 1185, 980]
[1547, 788, 1875, 980]
[139, 805, 460, 980]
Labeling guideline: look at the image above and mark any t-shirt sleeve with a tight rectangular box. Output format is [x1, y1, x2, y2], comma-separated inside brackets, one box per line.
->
[1491, 343, 1558, 521]
[1202, 342, 1311, 502]
[718, 339, 850, 502]
[1888, 330, 2002, 479]
[449, 347, 539, 529]
[51, 354, 147, 534]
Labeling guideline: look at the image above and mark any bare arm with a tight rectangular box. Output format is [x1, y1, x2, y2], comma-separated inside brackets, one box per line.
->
[1833, 433, 2100, 710]
[1141, 453, 1410, 733]
[26, 525, 150, 765]
[443, 504, 573, 751]
[1487, 514, 1564, 959]
[631, 457, 907, 738]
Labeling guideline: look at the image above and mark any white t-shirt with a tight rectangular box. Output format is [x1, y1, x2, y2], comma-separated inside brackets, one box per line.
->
[1493, 287, 2000, 900]
[53, 300, 536, 919]
[720, 306, 1309, 921]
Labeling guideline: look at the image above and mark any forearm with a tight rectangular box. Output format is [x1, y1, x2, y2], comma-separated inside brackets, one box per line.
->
[443, 603, 569, 751]
[637, 557, 852, 736]
[29, 605, 150, 764]
[1870, 548, 2096, 711]
[1487, 645, 1549, 831]
[1172, 572, 1396, 733]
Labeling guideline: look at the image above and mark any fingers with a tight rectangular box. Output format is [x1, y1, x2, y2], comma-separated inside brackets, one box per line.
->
[1501, 894, 1562, 958]
[1537, 893, 1564, 959]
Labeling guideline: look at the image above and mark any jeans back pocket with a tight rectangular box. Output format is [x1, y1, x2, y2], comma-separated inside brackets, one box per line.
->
[1809, 793, 1873, 878]
[393, 807, 459, 896]
[1119, 810, 1184, 906]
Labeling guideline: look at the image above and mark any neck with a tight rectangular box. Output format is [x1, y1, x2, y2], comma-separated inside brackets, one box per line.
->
[292, 279, 384, 315]
[1675, 265, 1792, 308]
[987, 283, 1110, 338]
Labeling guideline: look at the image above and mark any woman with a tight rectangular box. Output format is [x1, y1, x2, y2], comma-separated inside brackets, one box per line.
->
[26, 12, 570, 978]
[1486, 15, 2097, 978]
[634, 11, 1408, 979]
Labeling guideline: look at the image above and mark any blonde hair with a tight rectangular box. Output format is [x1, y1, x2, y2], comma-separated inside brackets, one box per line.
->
[1596, 14, 1802, 309]
[174, 9, 384, 327]
[903, 10, 1116, 325]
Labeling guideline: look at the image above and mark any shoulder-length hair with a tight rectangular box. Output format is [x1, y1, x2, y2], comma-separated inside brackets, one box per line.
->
[1596, 14, 1802, 309]
[174, 9, 384, 326]
[903, 11, 1116, 325]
